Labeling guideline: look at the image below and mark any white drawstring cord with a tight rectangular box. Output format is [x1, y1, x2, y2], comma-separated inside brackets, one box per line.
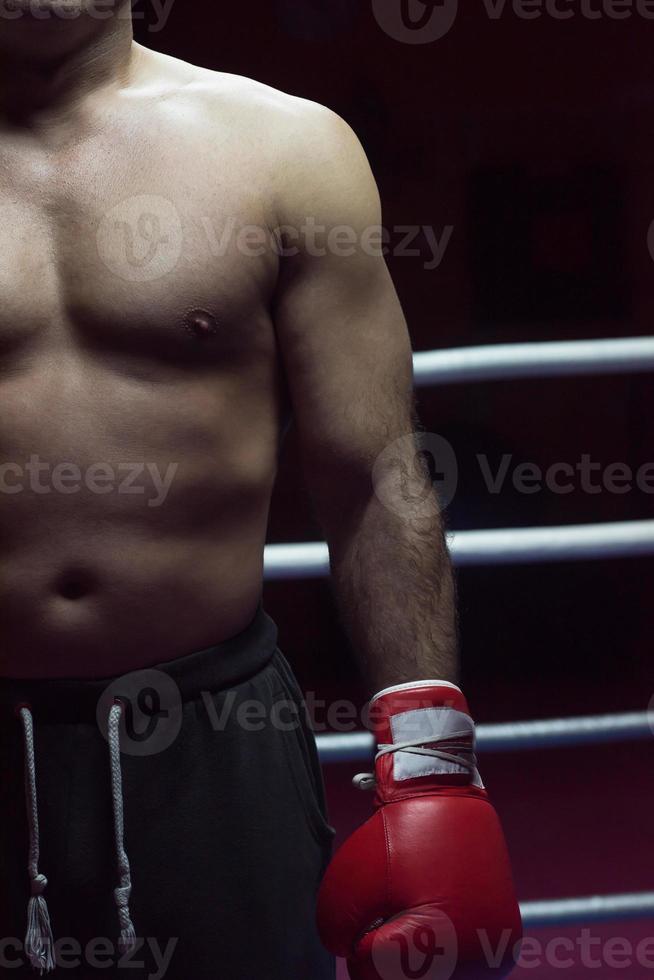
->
[18, 706, 56, 974]
[107, 701, 137, 953]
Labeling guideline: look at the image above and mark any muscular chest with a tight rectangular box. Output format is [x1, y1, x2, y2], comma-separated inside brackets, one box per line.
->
[0, 116, 279, 366]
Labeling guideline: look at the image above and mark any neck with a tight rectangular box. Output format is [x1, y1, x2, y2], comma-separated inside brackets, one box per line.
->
[0, 2, 137, 127]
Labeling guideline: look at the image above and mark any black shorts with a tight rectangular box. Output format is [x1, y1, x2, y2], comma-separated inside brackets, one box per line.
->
[0, 607, 336, 979]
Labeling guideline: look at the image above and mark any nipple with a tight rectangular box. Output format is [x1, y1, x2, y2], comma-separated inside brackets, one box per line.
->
[184, 309, 219, 340]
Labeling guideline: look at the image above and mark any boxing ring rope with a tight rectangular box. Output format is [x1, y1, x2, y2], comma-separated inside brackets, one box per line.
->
[264, 520, 654, 579]
[315, 711, 653, 763]
[520, 892, 654, 928]
[413, 335, 654, 386]
[266, 336, 654, 577]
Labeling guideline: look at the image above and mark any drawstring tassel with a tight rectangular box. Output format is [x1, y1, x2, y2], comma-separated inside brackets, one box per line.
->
[25, 874, 56, 974]
[114, 884, 136, 954]
[18, 706, 56, 974]
[108, 701, 137, 953]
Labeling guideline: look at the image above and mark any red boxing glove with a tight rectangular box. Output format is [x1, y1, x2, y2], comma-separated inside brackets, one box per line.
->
[317, 681, 522, 980]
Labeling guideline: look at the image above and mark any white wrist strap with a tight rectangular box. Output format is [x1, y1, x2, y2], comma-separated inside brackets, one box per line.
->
[371, 680, 462, 703]
[354, 707, 483, 791]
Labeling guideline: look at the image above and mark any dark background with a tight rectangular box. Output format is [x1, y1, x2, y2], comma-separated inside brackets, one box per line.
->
[137, 3, 653, 976]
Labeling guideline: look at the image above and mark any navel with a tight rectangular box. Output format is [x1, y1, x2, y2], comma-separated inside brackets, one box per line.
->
[54, 569, 97, 602]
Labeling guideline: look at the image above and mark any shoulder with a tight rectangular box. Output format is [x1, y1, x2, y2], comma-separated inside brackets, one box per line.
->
[134, 43, 340, 133]
[134, 45, 379, 222]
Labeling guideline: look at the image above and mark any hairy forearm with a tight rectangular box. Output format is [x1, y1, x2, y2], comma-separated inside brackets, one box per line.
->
[327, 484, 459, 694]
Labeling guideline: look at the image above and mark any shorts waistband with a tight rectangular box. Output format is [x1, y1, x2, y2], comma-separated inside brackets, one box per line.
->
[0, 604, 278, 723]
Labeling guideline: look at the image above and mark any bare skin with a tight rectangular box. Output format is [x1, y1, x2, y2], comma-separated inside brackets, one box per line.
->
[0, 3, 457, 685]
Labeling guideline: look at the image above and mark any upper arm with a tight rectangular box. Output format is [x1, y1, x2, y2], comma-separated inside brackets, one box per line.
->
[272, 103, 415, 507]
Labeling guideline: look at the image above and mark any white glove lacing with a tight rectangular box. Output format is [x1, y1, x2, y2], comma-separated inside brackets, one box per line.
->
[353, 729, 478, 791]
